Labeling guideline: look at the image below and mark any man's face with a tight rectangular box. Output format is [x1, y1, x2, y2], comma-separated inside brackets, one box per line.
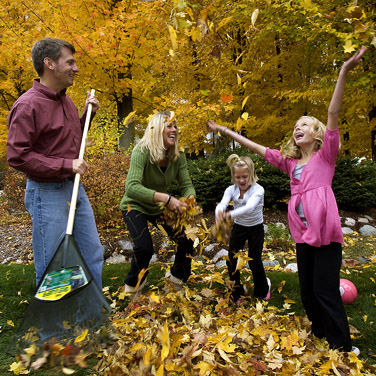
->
[52, 47, 79, 89]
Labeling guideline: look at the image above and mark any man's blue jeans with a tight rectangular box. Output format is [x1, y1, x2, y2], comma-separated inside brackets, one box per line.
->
[25, 179, 103, 289]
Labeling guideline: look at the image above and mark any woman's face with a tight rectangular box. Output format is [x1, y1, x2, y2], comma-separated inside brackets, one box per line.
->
[293, 116, 315, 147]
[163, 121, 178, 150]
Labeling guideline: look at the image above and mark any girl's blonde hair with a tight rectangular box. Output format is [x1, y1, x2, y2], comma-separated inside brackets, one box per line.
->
[282, 116, 326, 159]
[227, 154, 258, 185]
[138, 110, 180, 163]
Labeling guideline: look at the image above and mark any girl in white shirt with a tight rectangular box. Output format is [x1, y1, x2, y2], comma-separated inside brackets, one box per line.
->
[216, 154, 271, 303]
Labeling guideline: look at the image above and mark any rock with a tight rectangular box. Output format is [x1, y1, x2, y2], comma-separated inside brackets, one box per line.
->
[358, 256, 371, 264]
[150, 254, 159, 263]
[215, 259, 227, 269]
[263, 224, 269, 233]
[284, 263, 298, 272]
[263, 260, 280, 268]
[363, 215, 374, 222]
[212, 249, 228, 263]
[106, 253, 127, 264]
[118, 240, 133, 251]
[344, 218, 356, 227]
[358, 217, 369, 224]
[204, 244, 216, 253]
[276, 222, 286, 229]
[2, 257, 12, 264]
[342, 227, 354, 235]
[359, 225, 376, 237]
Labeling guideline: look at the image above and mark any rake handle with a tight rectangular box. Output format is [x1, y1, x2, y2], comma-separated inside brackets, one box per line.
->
[66, 89, 95, 235]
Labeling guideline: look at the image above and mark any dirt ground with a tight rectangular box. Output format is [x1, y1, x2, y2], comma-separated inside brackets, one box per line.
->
[0, 207, 375, 265]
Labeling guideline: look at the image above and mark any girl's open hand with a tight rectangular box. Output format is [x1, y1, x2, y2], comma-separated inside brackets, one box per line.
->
[207, 120, 220, 133]
[342, 46, 367, 73]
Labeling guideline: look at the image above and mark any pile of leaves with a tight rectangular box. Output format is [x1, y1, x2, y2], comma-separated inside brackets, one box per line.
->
[94, 262, 375, 375]
[9, 325, 115, 374]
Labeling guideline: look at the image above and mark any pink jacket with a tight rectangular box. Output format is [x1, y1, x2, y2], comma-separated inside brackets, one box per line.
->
[264, 128, 343, 247]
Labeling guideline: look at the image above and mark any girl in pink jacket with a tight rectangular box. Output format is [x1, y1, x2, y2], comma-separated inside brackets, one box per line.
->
[207, 46, 367, 356]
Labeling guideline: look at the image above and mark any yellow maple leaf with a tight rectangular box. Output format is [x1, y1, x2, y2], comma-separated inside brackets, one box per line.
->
[343, 39, 356, 53]
[158, 321, 170, 361]
[168, 25, 178, 50]
[280, 332, 299, 351]
[219, 336, 236, 353]
[234, 253, 250, 273]
[242, 95, 249, 109]
[185, 224, 199, 241]
[8, 361, 29, 375]
[24, 344, 37, 357]
[74, 328, 88, 343]
[194, 360, 215, 376]
[150, 291, 160, 303]
[122, 110, 136, 127]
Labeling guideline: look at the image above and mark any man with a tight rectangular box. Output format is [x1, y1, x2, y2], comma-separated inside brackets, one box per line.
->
[7, 37, 103, 289]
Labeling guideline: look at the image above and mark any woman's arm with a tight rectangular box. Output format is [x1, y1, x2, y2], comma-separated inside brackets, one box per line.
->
[207, 120, 267, 157]
[327, 46, 367, 131]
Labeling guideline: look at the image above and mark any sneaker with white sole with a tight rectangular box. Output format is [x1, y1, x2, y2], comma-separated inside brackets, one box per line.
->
[124, 277, 147, 293]
[165, 270, 184, 291]
[351, 346, 360, 356]
[264, 277, 271, 300]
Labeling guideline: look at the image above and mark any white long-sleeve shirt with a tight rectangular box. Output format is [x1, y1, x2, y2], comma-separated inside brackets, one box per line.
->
[215, 183, 264, 227]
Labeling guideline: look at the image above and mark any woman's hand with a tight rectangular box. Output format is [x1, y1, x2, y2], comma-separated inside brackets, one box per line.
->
[167, 196, 188, 213]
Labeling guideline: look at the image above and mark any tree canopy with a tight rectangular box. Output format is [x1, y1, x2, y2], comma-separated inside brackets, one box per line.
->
[0, 0, 375, 159]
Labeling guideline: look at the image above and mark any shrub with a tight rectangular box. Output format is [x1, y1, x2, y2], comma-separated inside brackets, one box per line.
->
[83, 152, 130, 229]
[265, 223, 294, 251]
[333, 157, 376, 211]
[2, 169, 27, 215]
[171, 148, 291, 211]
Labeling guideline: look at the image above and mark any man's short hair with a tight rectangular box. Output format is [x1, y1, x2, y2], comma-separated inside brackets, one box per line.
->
[31, 38, 75, 77]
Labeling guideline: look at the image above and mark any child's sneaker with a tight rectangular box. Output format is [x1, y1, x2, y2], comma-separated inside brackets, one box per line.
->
[351, 346, 360, 357]
[264, 277, 271, 300]
[165, 270, 184, 291]
[124, 277, 147, 293]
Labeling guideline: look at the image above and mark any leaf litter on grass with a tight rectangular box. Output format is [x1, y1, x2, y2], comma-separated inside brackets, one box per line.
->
[95, 261, 376, 376]
[9, 201, 376, 375]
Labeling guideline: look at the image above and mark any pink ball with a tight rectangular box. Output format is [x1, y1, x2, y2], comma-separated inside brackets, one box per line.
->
[339, 278, 357, 304]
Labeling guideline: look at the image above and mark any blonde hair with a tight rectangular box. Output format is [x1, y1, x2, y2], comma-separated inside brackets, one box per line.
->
[138, 110, 179, 163]
[227, 154, 258, 185]
[282, 116, 326, 159]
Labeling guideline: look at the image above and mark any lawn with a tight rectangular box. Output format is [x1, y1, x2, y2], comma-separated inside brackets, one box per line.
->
[0, 232, 375, 375]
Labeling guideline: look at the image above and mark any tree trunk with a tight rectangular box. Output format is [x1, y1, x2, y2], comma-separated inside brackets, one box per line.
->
[116, 89, 134, 151]
[369, 106, 376, 160]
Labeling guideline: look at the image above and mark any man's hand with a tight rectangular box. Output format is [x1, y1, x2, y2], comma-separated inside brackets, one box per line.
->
[73, 158, 88, 175]
[86, 91, 100, 113]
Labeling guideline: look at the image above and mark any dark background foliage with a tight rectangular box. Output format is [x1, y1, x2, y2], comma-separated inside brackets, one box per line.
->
[1, 150, 375, 228]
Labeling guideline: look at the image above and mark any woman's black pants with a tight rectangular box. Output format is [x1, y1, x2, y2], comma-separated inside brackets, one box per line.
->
[122, 210, 194, 287]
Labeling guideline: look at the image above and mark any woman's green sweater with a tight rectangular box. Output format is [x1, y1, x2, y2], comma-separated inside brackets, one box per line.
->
[120, 146, 196, 215]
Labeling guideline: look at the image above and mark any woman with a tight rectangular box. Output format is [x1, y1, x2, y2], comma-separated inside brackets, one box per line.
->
[120, 110, 196, 292]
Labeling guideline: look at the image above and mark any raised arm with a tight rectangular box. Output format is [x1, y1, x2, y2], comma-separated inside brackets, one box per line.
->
[207, 120, 267, 157]
[327, 46, 367, 130]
